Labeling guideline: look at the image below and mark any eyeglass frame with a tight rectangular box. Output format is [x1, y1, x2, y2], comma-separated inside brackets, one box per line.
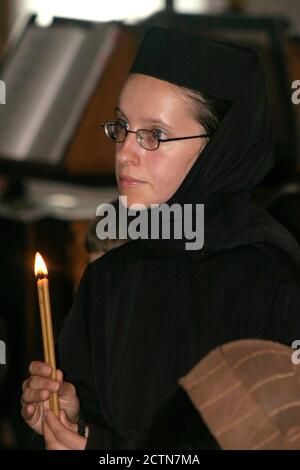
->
[101, 120, 211, 151]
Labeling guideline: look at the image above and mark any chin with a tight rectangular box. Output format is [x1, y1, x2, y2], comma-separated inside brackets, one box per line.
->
[118, 189, 150, 209]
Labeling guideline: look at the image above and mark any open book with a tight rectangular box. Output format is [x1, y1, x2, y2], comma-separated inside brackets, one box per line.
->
[0, 19, 119, 164]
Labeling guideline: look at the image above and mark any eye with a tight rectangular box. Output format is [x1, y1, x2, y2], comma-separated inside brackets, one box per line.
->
[117, 118, 129, 130]
[152, 128, 166, 140]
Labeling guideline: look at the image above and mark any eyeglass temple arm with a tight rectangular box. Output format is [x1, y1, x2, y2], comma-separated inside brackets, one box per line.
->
[161, 134, 210, 142]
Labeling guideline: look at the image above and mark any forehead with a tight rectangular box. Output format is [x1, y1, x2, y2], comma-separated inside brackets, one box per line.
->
[118, 73, 192, 121]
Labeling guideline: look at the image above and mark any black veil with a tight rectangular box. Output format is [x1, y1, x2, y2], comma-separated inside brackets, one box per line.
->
[126, 27, 300, 265]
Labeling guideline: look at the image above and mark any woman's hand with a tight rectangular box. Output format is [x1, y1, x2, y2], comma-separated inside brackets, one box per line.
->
[43, 409, 87, 450]
[21, 361, 80, 435]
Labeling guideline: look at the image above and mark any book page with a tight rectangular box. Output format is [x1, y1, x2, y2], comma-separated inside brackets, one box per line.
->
[0, 24, 86, 160]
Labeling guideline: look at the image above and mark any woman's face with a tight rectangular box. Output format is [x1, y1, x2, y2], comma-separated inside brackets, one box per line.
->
[115, 74, 207, 207]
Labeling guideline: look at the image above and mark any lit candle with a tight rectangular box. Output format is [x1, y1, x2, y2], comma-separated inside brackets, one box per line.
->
[34, 252, 60, 417]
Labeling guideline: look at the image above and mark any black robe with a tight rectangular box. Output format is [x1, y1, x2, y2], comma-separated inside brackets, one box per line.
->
[57, 238, 300, 449]
[56, 29, 300, 449]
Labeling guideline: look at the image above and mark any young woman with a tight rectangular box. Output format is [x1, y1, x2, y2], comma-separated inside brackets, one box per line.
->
[21, 27, 300, 450]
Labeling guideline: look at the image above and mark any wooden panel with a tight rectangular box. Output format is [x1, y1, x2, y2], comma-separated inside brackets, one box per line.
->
[65, 29, 137, 176]
[0, 0, 26, 57]
[0, 0, 11, 55]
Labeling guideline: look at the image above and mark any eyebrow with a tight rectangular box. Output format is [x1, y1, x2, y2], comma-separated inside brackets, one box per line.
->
[115, 106, 173, 130]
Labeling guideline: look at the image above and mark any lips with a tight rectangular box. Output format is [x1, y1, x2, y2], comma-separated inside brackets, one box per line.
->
[119, 175, 145, 183]
[118, 175, 146, 188]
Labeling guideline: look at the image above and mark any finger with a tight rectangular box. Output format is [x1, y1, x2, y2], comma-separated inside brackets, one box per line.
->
[54, 370, 69, 395]
[22, 370, 59, 406]
[22, 377, 31, 392]
[58, 380, 76, 399]
[22, 387, 50, 405]
[29, 376, 60, 393]
[43, 414, 69, 450]
[60, 410, 68, 426]
[56, 369, 63, 384]
[20, 393, 32, 407]
[44, 410, 85, 450]
[60, 410, 71, 430]
[29, 361, 52, 377]
[21, 402, 42, 429]
[37, 369, 76, 401]
[59, 410, 77, 433]
[53, 370, 72, 398]
[21, 404, 36, 421]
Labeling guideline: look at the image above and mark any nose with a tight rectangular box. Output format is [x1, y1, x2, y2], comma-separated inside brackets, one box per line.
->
[115, 131, 143, 165]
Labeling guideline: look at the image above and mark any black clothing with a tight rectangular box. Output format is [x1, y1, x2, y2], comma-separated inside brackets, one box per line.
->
[58, 240, 300, 449]
[142, 387, 221, 450]
[56, 28, 300, 449]
[269, 192, 300, 245]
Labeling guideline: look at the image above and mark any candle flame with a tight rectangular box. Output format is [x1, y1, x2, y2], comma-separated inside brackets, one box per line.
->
[34, 252, 48, 278]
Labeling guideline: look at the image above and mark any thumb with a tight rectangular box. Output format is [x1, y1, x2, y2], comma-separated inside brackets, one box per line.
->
[60, 409, 78, 433]
[59, 380, 76, 399]
[60, 409, 71, 428]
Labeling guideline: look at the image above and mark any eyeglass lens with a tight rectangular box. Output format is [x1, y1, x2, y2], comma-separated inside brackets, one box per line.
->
[106, 122, 159, 150]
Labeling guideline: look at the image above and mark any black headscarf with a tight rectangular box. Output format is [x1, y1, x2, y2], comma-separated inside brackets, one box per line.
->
[126, 27, 300, 265]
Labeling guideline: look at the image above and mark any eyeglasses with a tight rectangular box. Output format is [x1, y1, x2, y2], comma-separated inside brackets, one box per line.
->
[101, 120, 211, 151]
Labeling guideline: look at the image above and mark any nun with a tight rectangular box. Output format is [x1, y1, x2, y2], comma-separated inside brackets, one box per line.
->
[21, 27, 300, 449]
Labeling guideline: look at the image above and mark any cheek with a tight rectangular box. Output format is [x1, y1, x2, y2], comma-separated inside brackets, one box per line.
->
[148, 145, 200, 200]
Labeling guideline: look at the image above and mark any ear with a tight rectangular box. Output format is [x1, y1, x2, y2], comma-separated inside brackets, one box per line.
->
[281, 427, 300, 450]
